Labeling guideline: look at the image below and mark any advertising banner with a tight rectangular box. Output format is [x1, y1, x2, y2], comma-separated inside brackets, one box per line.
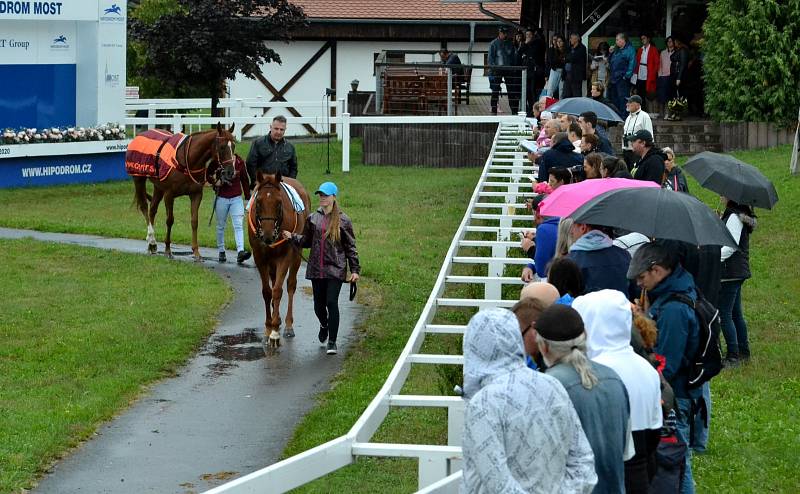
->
[0, 0, 98, 21]
[0, 152, 127, 188]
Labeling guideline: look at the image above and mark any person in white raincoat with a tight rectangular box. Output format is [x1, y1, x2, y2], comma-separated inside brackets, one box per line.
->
[461, 308, 597, 493]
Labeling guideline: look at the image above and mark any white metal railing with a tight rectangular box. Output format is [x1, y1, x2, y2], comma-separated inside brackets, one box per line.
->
[203, 121, 536, 493]
[124, 109, 529, 173]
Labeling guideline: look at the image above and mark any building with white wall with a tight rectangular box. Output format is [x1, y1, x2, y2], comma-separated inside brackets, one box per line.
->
[228, 0, 521, 137]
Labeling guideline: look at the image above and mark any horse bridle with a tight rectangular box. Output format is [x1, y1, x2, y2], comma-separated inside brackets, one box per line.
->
[183, 134, 236, 185]
[249, 182, 299, 248]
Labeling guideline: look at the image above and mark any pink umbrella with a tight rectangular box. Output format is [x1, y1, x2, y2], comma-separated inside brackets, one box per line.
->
[538, 178, 660, 217]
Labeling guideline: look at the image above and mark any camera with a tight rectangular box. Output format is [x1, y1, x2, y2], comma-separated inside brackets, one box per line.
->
[568, 164, 586, 181]
[623, 133, 635, 146]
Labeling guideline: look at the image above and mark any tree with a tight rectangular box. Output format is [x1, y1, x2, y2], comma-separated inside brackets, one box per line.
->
[129, 0, 307, 115]
[703, 0, 800, 125]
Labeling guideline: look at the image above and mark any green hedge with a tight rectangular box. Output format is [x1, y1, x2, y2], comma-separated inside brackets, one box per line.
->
[703, 0, 800, 125]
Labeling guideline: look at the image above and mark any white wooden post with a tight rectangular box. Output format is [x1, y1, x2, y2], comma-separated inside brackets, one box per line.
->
[337, 98, 345, 141]
[447, 401, 465, 474]
[147, 104, 156, 130]
[342, 112, 351, 172]
[171, 114, 182, 134]
[234, 98, 244, 140]
[418, 456, 450, 491]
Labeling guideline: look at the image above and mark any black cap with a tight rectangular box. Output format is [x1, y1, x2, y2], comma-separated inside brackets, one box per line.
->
[626, 94, 643, 104]
[632, 129, 654, 145]
[534, 304, 585, 342]
[499, 26, 510, 33]
[627, 242, 671, 279]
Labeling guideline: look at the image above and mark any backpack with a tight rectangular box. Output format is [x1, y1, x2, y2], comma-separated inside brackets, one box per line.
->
[667, 293, 723, 388]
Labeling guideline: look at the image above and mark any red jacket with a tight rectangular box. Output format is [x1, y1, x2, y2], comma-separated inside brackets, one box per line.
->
[636, 44, 660, 95]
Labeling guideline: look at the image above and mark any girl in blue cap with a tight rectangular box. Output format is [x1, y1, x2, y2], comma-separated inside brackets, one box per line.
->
[282, 181, 360, 355]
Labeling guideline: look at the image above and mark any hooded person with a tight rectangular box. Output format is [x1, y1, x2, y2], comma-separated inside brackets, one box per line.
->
[462, 308, 597, 493]
[536, 304, 633, 494]
[573, 290, 662, 494]
[567, 223, 631, 295]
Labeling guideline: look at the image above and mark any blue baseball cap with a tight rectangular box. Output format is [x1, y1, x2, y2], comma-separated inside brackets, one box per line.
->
[315, 181, 338, 196]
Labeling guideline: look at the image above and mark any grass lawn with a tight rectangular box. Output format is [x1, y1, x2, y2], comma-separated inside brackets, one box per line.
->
[1, 139, 798, 492]
[0, 239, 229, 493]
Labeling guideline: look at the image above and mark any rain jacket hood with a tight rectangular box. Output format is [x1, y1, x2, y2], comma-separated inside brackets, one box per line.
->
[463, 308, 525, 399]
[573, 289, 633, 359]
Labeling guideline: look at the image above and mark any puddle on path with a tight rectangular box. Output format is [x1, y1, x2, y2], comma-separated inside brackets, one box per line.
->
[203, 328, 265, 377]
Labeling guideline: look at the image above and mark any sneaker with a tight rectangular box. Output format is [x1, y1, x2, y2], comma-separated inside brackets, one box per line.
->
[318, 325, 328, 344]
[237, 250, 251, 264]
[723, 353, 740, 368]
[326, 342, 338, 355]
[218, 251, 227, 263]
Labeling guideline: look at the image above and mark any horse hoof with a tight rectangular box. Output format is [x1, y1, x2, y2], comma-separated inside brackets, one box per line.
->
[165, 252, 174, 259]
[148, 244, 157, 254]
[194, 256, 203, 263]
[268, 330, 281, 348]
[284, 328, 295, 338]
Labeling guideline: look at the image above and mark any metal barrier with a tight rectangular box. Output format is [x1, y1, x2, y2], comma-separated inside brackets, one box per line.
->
[202, 120, 536, 493]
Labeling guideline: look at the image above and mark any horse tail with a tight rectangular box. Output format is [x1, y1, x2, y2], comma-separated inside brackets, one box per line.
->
[132, 176, 150, 218]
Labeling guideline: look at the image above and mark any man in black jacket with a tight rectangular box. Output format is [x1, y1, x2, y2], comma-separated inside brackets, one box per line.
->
[246, 115, 298, 187]
[630, 129, 665, 184]
[563, 33, 587, 98]
[518, 28, 547, 116]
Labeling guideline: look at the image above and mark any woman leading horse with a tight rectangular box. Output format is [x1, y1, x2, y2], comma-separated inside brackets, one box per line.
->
[282, 181, 361, 355]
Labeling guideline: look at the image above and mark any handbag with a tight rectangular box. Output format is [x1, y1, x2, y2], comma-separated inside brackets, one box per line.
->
[667, 89, 688, 116]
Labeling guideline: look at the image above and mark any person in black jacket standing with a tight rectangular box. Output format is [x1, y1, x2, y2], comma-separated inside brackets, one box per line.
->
[563, 33, 587, 99]
[246, 115, 298, 186]
[629, 130, 666, 184]
[518, 27, 547, 116]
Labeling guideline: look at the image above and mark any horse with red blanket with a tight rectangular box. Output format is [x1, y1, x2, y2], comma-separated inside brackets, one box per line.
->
[126, 123, 236, 260]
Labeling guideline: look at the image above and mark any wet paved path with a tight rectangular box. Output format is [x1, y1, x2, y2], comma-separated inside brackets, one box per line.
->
[0, 228, 363, 494]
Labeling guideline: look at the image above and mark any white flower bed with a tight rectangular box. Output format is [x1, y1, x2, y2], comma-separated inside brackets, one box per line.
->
[2, 123, 126, 145]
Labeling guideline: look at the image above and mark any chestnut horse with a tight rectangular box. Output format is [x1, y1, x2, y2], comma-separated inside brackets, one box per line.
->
[248, 171, 311, 348]
[132, 123, 236, 260]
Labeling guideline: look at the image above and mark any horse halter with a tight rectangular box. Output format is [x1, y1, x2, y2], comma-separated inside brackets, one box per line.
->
[250, 182, 286, 246]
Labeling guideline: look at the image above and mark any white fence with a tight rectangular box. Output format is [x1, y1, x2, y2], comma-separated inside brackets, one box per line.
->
[124, 105, 530, 173]
[200, 120, 536, 493]
[125, 97, 346, 138]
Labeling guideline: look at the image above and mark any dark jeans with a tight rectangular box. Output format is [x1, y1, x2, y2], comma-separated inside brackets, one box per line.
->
[719, 279, 750, 356]
[562, 76, 584, 99]
[635, 79, 650, 111]
[311, 278, 344, 343]
[489, 71, 520, 114]
[525, 72, 546, 116]
[609, 79, 632, 118]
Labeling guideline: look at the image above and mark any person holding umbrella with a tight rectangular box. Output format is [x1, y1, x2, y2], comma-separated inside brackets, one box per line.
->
[683, 151, 780, 365]
[718, 198, 757, 366]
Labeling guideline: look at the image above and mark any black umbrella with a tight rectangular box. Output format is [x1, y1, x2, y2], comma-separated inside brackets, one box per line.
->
[683, 151, 779, 209]
[544, 97, 623, 123]
[570, 187, 738, 248]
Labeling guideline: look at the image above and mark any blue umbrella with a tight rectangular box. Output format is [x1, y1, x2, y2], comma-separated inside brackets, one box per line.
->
[546, 97, 623, 123]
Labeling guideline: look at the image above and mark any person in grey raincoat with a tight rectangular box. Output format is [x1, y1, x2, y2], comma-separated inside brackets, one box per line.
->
[461, 308, 597, 493]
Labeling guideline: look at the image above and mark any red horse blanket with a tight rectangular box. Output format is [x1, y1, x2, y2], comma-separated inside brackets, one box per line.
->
[125, 129, 186, 180]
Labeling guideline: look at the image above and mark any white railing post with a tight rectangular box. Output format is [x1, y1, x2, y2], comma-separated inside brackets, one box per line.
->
[418, 456, 450, 491]
[520, 69, 527, 118]
[447, 401, 465, 474]
[234, 98, 244, 140]
[171, 114, 182, 134]
[147, 104, 156, 130]
[342, 112, 351, 172]
[337, 98, 345, 141]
